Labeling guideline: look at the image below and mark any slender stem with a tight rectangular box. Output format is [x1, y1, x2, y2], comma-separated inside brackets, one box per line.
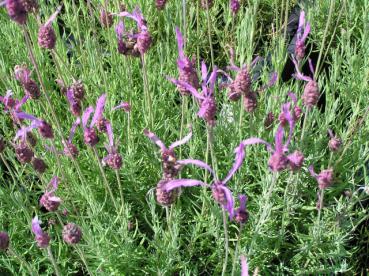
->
[0, 154, 17, 184]
[208, 126, 217, 174]
[92, 147, 119, 211]
[231, 224, 244, 276]
[221, 209, 230, 276]
[179, 96, 188, 166]
[315, 189, 325, 237]
[205, 3, 214, 67]
[8, 247, 38, 276]
[196, 1, 200, 69]
[47, 246, 61, 276]
[282, 0, 289, 40]
[75, 245, 94, 276]
[52, 50, 75, 80]
[238, 98, 244, 141]
[300, 107, 310, 143]
[141, 55, 153, 128]
[182, 0, 186, 44]
[115, 169, 124, 206]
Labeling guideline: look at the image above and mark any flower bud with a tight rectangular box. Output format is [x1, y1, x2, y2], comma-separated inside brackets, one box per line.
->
[6, 0, 28, 25]
[35, 232, 50, 248]
[38, 25, 57, 49]
[32, 157, 48, 174]
[38, 121, 54, 139]
[15, 143, 34, 163]
[268, 152, 288, 172]
[287, 150, 304, 171]
[156, 179, 178, 206]
[0, 232, 9, 251]
[69, 80, 85, 101]
[317, 169, 334, 190]
[328, 137, 342, 152]
[105, 152, 123, 170]
[40, 193, 61, 212]
[302, 80, 319, 107]
[100, 9, 113, 28]
[83, 128, 99, 147]
[63, 142, 79, 158]
[156, 0, 167, 10]
[62, 223, 82, 245]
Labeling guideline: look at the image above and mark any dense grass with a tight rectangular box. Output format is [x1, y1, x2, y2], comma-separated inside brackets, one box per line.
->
[0, 0, 368, 274]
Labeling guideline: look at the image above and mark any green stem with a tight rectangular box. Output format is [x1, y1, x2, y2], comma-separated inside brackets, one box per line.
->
[231, 224, 244, 276]
[47, 246, 62, 276]
[92, 147, 119, 211]
[205, 4, 214, 67]
[141, 55, 153, 129]
[115, 169, 124, 206]
[221, 209, 230, 276]
[75, 245, 94, 276]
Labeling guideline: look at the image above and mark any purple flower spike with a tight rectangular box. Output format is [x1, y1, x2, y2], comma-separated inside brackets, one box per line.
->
[156, 179, 180, 206]
[5, 0, 28, 25]
[171, 27, 200, 95]
[31, 216, 50, 248]
[328, 129, 342, 152]
[144, 126, 194, 179]
[40, 176, 61, 212]
[15, 112, 54, 139]
[287, 150, 304, 171]
[156, 0, 167, 10]
[38, 6, 62, 50]
[62, 223, 82, 245]
[230, 0, 240, 15]
[309, 166, 334, 190]
[295, 10, 311, 61]
[15, 142, 34, 163]
[104, 122, 123, 170]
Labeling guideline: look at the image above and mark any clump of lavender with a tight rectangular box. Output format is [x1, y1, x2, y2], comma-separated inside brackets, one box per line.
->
[155, 0, 167, 10]
[62, 223, 82, 245]
[220, 49, 277, 112]
[201, 0, 213, 9]
[293, 58, 320, 108]
[117, 7, 152, 56]
[38, 6, 61, 50]
[100, 8, 113, 28]
[169, 62, 218, 126]
[14, 65, 40, 99]
[31, 216, 50, 248]
[328, 129, 342, 152]
[295, 10, 311, 62]
[172, 27, 199, 95]
[230, 0, 240, 15]
[40, 176, 61, 212]
[0, 232, 9, 251]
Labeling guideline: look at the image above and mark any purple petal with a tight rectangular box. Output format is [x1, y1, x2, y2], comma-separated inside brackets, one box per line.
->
[143, 129, 166, 151]
[90, 94, 107, 128]
[112, 102, 131, 112]
[31, 216, 43, 237]
[68, 118, 81, 143]
[44, 5, 62, 26]
[106, 122, 114, 148]
[223, 142, 246, 184]
[219, 185, 234, 220]
[14, 125, 35, 141]
[169, 126, 192, 149]
[197, 102, 207, 118]
[274, 125, 284, 153]
[308, 58, 315, 76]
[82, 106, 94, 128]
[281, 103, 295, 150]
[201, 61, 208, 83]
[115, 21, 125, 38]
[49, 176, 60, 191]
[15, 112, 38, 122]
[241, 137, 273, 152]
[239, 194, 247, 211]
[15, 95, 29, 110]
[301, 22, 311, 42]
[48, 196, 62, 203]
[167, 77, 204, 100]
[177, 159, 215, 176]
[297, 10, 305, 37]
[162, 179, 207, 192]
[175, 27, 185, 60]
[250, 56, 261, 67]
[308, 165, 318, 178]
[207, 67, 218, 96]
[241, 256, 249, 276]
[327, 129, 334, 139]
[291, 57, 312, 82]
[287, 92, 297, 104]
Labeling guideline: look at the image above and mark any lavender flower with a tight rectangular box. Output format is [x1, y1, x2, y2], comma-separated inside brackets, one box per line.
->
[309, 166, 334, 190]
[38, 6, 61, 50]
[171, 27, 200, 95]
[156, 179, 178, 206]
[63, 118, 80, 158]
[68, 80, 85, 102]
[32, 157, 47, 174]
[100, 9, 113, 28]
[234, 194, 249, 224]
[81, 94, 107, 147]
[169, 62, 218, 126]
[155, 0, 167, 10]
[278, 92, 302, 126]
[62, 223, 82, 245]
[15, 112, 53, 139]
[0, 91, 29, 123]
[15, 142, 34, 163]
[144, 127, 199, 179]
[295, 11, 311, 61]
[328, 129, 342, 152]
[287, 150, 304, 171]
[115, 21, 140, 57]
[292, 58, 320, 108]
[117, 7, 152, 55]
[162, 142, 250, 218]
[4, 0, 28, 24]
[14, 65, 40, 99]
[230, 0, 240, 15]
[31, 216, 50, 248]
[40, 176, 61, 212]
[237, 102, 303, 172]
[220, 49, 277, 112]
[0, 232, 9, 251]
[103, 122, 122, 170]
[241, 255, 249, 276]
